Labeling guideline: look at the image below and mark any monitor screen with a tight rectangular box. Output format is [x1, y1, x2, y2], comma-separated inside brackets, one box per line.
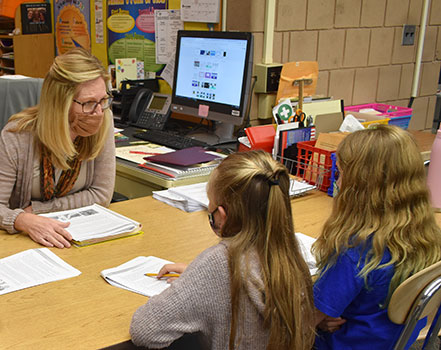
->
[171, 30, 254, 127]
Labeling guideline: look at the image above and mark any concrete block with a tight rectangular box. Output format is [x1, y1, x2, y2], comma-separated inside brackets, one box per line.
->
[352, 67, 379, 104]
[307, 0, 335, 29]
[335, 0, 362, 28]
[343, 29, 370, 67]
[361, 0, 387, 27]
[377, 65, 401, 101]
[276, 0, 307, 30]
[368, 28, 394, 66]
[329, 69, 355, 106]
[318, 30, 345, 69]
[385, 0, 409, 26]
[289, 31, 318, 62]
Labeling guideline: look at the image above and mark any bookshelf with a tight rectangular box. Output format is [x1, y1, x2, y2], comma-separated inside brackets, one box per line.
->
[0, 3, 54, 78]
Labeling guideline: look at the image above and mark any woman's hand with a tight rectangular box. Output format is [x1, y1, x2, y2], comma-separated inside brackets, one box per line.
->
[317, 316, 347, 333]
[157, 263, 188, 283]
[14, 212, 72, 248]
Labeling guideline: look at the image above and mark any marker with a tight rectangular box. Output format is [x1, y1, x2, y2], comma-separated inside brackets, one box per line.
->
[129, 151, 162, 155]
[145, 273, 180, 278]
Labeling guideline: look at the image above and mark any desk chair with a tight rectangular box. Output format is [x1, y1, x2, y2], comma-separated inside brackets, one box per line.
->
[0, 76, 43, 130]
[388, 260, 441, 350]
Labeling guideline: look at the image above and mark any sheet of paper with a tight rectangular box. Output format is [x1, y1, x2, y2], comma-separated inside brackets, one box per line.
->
[115, 58, 137, 90]
[94, 0, 104, 44]
[0, 248, 81, 295]
[181, 0, 220, 23]
[160, 61, 175, 88]
[116, 145, 174, 164]
[169, 182, 209, 208]
[289, 179, 316, 197]
[154, 9, 183, 64]
[153, 189, 205, 212]
[295, 232, 317, 275]
[40, 204, 140, 242]
[101, 256, 173, 297]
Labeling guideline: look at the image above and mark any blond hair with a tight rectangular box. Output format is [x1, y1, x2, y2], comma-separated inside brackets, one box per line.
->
[208, 150, 315, 350]
[313, 125, 441, 302]
[9, 47, 111, 169]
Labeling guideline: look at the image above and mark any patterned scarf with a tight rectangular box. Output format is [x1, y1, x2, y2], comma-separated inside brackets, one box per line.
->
[40, 140, 83, 201]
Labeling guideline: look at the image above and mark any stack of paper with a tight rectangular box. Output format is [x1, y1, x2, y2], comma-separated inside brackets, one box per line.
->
[39, 204, 142, 247]
[101, 256, 173, 297]
[0, 248, 81, 295]
[295, 232, 317, 275]
[289, 179, 316, 197]
[153, 182, 209, 212]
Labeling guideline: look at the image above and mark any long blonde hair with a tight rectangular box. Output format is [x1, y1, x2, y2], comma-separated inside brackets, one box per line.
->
[9, 47, 111, 169]
[313, 125, 441, 302]
[208, 150, 315, 350]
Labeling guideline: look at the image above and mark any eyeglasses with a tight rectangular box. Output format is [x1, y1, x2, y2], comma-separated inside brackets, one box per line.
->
[208, 207, 218, 230]
[73, 94, 113, 114]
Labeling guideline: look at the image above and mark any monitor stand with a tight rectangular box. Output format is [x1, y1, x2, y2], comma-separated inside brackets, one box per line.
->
[186, 122, 236, 146]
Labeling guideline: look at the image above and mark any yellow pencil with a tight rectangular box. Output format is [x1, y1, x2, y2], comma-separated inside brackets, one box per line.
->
[145, 273, 180, 277]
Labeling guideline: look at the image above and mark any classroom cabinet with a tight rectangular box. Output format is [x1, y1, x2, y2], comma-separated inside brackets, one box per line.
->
[0, 33, 54, 78]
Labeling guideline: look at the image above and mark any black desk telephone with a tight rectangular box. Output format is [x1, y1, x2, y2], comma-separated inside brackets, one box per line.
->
[128, 88, 171, 130]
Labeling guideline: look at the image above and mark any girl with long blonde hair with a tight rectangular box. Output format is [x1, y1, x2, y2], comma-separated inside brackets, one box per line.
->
[0, 48, 115, 248]
[131, 150, 315, 349]
[313, 125, 441, 349]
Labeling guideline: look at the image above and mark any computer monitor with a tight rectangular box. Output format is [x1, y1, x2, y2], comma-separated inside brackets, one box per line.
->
[171, 30, 254, 143]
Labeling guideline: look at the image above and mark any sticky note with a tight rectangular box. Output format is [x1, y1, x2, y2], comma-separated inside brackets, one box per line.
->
[198, 105, 209, 117]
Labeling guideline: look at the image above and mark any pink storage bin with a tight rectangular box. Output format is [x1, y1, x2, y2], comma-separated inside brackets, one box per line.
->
[344, 103, 412, 129]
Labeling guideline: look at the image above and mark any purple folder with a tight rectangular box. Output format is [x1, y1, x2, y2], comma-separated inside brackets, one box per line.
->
[144, 147, 221, 167]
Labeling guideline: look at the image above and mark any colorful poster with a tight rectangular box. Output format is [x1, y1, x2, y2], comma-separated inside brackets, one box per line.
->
[107, 0, 168, 73]
[54, 0, 91, 55]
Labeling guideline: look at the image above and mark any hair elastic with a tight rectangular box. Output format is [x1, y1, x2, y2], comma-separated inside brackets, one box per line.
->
[268, 178, 279, 186]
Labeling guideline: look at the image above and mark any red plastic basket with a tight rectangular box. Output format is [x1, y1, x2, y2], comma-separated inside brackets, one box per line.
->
[296, 140, 334, 192]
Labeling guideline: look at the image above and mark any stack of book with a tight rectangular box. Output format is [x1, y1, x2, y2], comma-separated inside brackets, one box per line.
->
[140, 147, 224, 180]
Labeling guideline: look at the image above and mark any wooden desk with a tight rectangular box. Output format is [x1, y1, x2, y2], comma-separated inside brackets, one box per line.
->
[115, 158, 211, 199]
[115, 129, 435, 200]
[3, 190, 441, 348]
[0, 191, 333, 349]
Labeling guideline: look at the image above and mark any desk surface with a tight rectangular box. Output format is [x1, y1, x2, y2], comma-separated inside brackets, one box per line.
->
[1, 191, 333, 349]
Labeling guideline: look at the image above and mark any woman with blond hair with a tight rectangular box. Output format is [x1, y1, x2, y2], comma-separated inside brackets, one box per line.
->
[130, 150, 315, 350]
[313, 125, 441, 349]
[0, 47, 115, 248]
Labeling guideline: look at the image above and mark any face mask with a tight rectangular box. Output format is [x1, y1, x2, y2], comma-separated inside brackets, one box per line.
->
[69, 112, 103, 137]
[208, 207, 221, 236]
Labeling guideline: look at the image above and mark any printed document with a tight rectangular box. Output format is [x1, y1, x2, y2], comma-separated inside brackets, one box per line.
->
[101, 256, 174, 297]
[39, 204, 141, 246]
[295, 232, 317, 275]
[0, 248, 81, 295]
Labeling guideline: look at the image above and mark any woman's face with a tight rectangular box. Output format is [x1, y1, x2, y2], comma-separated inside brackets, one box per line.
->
[69, 77, 107, 140]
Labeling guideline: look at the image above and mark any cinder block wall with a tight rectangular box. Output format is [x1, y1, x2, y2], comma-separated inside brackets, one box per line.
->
[227, 0, 441, 130]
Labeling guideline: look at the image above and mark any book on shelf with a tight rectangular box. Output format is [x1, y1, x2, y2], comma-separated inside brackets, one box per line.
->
[101, 255, 174, 297]
[20, 2, 52, 35]
[39, 204, 142, 247]
[0, 248, 81, 295]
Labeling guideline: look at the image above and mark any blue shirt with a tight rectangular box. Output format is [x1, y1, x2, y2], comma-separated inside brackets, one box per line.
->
[313, 243, 425, 350]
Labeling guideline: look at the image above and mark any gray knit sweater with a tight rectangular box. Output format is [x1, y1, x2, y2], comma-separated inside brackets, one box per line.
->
[0, 118, 116, 233]
[130, 242, 270, 349]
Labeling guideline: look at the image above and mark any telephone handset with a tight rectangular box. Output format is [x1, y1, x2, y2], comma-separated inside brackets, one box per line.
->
[128, 88, 171, 130]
